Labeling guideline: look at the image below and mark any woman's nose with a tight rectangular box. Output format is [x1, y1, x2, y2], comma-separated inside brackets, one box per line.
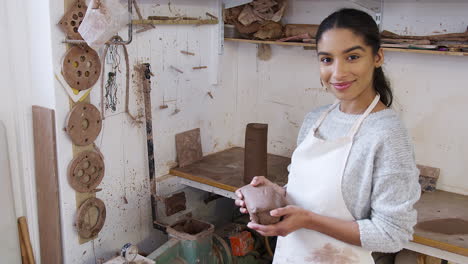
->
[332, 60, 349, 80]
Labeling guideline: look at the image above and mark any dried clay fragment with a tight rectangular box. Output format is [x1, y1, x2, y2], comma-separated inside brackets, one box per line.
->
[254, 21, 283, 40]
[239, 184, 287, 225]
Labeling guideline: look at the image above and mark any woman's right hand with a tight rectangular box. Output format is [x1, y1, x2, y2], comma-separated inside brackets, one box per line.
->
[234, 176, 286, 214]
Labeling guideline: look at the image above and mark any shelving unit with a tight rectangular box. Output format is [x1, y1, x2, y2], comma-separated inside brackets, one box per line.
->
[225, 38, 468, 56]
[133, 19, 218, 25]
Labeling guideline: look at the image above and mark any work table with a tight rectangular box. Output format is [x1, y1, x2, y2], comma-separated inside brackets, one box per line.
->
[170, 147, 468, 263]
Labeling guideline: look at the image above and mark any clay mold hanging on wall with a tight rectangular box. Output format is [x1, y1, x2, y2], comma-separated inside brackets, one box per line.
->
[67, 150, 105, 193]
[62, 44, 101, 91]
[65, 102, 102, 146]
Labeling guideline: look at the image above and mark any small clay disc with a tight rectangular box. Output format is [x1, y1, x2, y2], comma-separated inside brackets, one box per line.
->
[66, 102, 102, 146]
[62, 45, 101, 91]
[68, 151, 105, 192]
[58, 0, 87, 40]
[76, 197, 106, 239]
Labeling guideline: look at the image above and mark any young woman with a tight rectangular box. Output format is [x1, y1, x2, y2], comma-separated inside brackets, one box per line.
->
[235, 8, 421, 263]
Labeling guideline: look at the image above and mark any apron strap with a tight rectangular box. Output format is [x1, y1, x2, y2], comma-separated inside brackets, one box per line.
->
[311, 94, 380, 138]
[347, 94, 380, 138]
[311, 100, 340, 133]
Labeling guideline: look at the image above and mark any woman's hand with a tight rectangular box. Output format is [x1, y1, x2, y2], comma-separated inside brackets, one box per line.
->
[234, 176, 286, 214]
[246, 205, 312, 237]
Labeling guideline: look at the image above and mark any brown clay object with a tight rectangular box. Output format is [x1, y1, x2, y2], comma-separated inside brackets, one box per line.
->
[253, 21, 283, 40]
[66, 102, 102, 146]
[58, 0, 87, 40]
[175, 128, 203, 167]
[284, 24, 319, 38]
[76, 197, 106, 239]
[238, 184, 287, 225]
[244, 123, 268, 184]
[67, 151, 105, 192]
[417, 164, 440, 192]
[62, 45, 101, 91]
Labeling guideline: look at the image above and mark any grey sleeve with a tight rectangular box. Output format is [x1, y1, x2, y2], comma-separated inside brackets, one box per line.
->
[357, 126, 421, 253]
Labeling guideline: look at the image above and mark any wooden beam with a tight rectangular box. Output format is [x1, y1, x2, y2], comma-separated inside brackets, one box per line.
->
[132, 19, 218, 25]
[32, 106, 63, 264]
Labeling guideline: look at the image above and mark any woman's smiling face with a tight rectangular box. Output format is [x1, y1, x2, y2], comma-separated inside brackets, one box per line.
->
[317, 28, 384, 104]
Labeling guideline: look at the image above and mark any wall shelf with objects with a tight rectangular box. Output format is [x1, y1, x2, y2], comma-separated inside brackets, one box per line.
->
[224, 38, 468, 56]
[133, 19, 219, 25]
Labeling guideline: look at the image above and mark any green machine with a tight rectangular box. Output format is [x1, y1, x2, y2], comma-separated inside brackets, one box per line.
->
[147, 219, 268, 264]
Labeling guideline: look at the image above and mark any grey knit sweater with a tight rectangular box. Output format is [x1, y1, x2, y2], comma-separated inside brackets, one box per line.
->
[294, 104, 421, 253]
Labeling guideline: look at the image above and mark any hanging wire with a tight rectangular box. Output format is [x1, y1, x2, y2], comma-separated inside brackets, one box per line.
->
[104, 72, 118, 111]
[103, 42, 122, 112]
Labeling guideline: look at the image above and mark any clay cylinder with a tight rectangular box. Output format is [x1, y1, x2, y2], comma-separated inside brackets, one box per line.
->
[244, 123, 268, 184]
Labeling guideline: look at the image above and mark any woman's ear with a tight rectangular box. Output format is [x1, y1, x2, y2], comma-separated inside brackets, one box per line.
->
[374, 48, 384, 68]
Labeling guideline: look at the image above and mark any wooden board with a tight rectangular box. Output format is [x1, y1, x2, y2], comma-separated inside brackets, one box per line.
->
[225, 37, 316, 47]
[413, 190, 468, 256]
[224, 38, 468, 56]
[170, 147, 290, 192]
[32, 106, 63, 264]
[133, 19, 218, 25]
[65, 0, 97, 247]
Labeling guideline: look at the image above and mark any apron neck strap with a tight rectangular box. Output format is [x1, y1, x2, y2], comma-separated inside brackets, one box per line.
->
[347, 94, 380, 138]
[312, 101, 340, 133]
[312, 94, 381, 138]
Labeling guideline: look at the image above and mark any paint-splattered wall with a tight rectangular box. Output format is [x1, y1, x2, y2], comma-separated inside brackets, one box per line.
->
[222, 0, 468, 195]
[51, 0, 235, 263]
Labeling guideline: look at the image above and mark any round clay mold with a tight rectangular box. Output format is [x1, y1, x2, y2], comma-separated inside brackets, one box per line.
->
[68, 151, 105, 193]
[66, 102, 102, 146]
[62, 45, 101, 91]
[76, 197, 106, 239]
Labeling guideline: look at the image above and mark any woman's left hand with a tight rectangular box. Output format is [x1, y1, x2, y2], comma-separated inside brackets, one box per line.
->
[247, 205, 312, 237]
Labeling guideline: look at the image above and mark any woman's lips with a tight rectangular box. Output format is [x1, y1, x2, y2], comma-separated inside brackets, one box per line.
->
[332, 81, 354, 90]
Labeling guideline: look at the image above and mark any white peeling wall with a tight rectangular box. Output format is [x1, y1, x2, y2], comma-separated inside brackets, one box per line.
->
[222, 0, 468, 195]
[50, 0, 235, 263]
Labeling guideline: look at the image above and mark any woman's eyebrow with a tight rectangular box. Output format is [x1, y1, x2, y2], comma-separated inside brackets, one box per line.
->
[317, 51, 331, 56]
[317, 45, 365, 56]
[343, 45, 365, 53]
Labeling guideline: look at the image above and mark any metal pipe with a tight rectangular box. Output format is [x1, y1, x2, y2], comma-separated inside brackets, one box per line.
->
[141, 63, 166, 232]
[63, 0, 133, 45]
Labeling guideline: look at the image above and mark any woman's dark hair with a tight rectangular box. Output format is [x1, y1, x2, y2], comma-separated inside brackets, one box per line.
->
[315, 8, 393, 107]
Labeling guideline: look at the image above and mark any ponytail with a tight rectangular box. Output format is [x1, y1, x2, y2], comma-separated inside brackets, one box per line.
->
[373, 67, 393, 107]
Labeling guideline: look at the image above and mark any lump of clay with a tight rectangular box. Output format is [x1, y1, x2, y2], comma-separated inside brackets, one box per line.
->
[238, 184, 287, 225]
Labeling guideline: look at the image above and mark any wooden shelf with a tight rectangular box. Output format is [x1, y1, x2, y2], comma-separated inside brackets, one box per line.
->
[170, 147, 290, 192]
[225, 38, 468, 56]
[225, 38, 316, 48]
[133, 19, 218, 25]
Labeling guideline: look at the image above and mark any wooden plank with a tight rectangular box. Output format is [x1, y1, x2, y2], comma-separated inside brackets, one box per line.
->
[412, 190, 468, 256]
[170, 147, 290, 191]
[65, 0, 97, 246]
[32, 106, 63, 264]
[224, 38, 468, 56]
[225, 38, 316, 47]
[133, 19, 218, 25]
[69, 98, 97, 244]
[383, 47, 468, 56]
[413, 235, 468, 257]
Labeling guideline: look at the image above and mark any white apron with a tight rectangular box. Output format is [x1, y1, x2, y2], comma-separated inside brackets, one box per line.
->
[273, 95, 380, 264]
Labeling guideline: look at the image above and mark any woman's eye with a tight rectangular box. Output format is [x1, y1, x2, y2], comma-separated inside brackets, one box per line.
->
[320, 57, 332, 63]
[348, 55, 360, 61]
